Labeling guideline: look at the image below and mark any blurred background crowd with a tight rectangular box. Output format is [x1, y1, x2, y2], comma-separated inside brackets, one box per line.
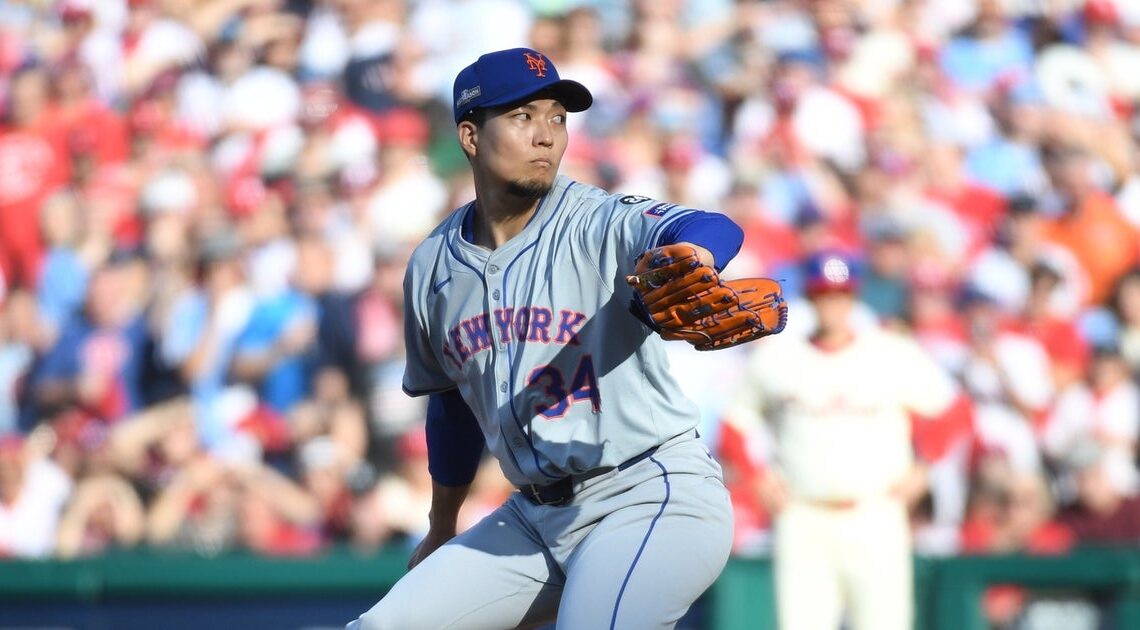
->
[3, 0, 1140, 595]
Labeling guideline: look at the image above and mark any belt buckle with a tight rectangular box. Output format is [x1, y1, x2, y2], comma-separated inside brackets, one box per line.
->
[528, 483, 556, 506]
[527, 482, 569, 506]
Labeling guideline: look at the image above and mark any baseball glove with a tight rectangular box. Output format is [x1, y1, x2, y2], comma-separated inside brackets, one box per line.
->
[626, 244, 787, 351]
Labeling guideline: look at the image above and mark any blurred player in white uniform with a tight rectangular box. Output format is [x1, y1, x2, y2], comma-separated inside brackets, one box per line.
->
[726, 252, 957, 630]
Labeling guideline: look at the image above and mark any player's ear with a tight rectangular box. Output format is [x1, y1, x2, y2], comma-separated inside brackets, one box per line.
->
[457, 121, 478, 158]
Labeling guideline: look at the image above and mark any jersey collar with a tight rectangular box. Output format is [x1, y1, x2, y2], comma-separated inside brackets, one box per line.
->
[452, 174, 572, 260]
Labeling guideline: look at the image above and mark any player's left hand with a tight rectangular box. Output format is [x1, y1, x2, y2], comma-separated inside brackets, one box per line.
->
[755, 469, 790, 517]
[407, 528, 456, 570]
[888, 463, 929, 508]
[626, 244, 787, 351]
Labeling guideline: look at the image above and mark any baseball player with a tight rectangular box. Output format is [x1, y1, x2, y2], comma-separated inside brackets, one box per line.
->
[348, 48, 785, 629]
[726, 252, 956, 630]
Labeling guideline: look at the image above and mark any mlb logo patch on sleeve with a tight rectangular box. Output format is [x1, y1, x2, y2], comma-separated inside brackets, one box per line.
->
[644, 203, 675, 218]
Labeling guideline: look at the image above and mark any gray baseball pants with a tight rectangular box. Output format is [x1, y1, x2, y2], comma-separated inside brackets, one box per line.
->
[347, 434, 733, 629]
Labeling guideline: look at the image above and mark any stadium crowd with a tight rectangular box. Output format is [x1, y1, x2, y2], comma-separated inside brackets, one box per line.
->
[3, 0, 1140, 588]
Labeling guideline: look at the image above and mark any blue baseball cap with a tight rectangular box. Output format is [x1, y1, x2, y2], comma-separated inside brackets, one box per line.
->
[452, 48, 593, 124]
[803, 252, 859, 295]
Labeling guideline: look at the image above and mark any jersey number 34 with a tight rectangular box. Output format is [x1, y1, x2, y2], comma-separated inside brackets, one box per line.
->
[526, 354, 601, 420]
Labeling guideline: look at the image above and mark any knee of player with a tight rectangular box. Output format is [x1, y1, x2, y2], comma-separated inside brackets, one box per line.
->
[350, 604, 405, 630]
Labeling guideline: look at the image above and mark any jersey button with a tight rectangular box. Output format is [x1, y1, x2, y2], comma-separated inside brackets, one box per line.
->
[500, 382, 508, 392]
[489, 264, 500, 274]
[492, 289, 501, 300]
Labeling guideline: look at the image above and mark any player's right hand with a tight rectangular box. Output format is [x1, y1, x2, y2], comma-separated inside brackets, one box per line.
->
[408, 528, 456, 570]
[756, 470, 789, 517]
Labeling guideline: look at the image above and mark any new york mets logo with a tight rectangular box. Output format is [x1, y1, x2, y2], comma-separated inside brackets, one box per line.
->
[524, 52, 547, 78]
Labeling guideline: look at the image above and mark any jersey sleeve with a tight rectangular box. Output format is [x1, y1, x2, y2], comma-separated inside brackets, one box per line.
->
[894, 335, 957, 418]
[401, 264, 454, 397]
[583, 194, 704, 281]
[722, 343, 782, 468]
[656, 211, 743, 272]
[426, 390, 486, 486]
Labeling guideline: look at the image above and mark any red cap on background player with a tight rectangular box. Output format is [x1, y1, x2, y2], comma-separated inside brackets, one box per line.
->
[802, 251, 859, 295]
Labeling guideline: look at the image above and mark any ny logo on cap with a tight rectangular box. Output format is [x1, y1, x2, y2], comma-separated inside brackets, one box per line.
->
[523, 51, 547, 78]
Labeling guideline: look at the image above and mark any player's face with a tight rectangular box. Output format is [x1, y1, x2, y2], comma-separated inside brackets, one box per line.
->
[810, 290, 855, 333]
[468, 98, 569, 197]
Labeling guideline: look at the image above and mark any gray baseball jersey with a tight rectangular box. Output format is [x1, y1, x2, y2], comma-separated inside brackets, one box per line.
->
[401, 174, 703, 486]
[351, 174, 734, 630]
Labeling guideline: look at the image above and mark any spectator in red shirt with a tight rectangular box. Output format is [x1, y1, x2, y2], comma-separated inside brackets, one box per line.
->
[922, 143, 1008, 259]
[47, 60, 129, 175]
[1017, 260, 1090, 391]
[719, 182, 799, 277]
[959, 460, 1075, 628]
[960, 461, 1073, 555]
[0, 66, 71, 288]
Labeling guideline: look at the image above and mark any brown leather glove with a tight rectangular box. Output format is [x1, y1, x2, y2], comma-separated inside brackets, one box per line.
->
[626, 244, 787, 351]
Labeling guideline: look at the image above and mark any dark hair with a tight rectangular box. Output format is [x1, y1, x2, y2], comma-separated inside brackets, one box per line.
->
[459, 107, 490, 127]
[1029, 260, 1062, 286]
[1007, 193, 1039, 215]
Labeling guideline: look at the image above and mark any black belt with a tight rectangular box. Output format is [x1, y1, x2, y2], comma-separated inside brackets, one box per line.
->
[518, 444, 660, 507]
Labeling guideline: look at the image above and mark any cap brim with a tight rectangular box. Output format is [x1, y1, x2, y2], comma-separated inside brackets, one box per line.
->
[543, 80, 593, 112]
[469, 80, 593, 119]
[805, 282, 857, 296]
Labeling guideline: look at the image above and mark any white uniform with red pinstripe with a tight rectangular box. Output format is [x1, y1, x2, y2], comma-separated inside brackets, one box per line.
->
[728, 325, 956, 630]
